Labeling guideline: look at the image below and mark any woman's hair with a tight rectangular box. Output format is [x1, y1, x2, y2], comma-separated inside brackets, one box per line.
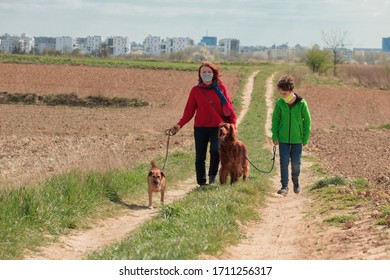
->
[277, 75, 295, 91]
[198, 61, 222, 83]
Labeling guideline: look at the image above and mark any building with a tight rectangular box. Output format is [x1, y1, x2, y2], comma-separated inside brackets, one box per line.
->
[382, 37, 390, 52]
[0, 33, 34, 53]
[143, 35, 161, 55]
[107, 36, 131, 56]
[219, 38, 240, 56]
[56, 36, 75, 53]
[34, 37, 56, 53]
[161, 37, 193, 54]
[86, 36, 102, 55]
[200, 36, 217, 46]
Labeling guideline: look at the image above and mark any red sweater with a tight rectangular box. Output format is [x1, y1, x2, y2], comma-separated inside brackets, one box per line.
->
[177, 83, 237, 128]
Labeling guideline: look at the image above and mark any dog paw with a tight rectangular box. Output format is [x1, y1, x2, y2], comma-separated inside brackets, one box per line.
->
[148, 205, 154, 209]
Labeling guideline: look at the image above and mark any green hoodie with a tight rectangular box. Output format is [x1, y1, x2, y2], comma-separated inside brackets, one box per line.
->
[271, 94, 311, 145]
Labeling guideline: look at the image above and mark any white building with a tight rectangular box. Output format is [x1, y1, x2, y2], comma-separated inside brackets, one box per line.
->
[0, 33, 34, 53]
[86, 36, 102, 54]
[107, 36, 131, 56]
[56, 36, 75, 53]
[219, 38, 240, 56]
[161, 37, 193, 54]
[143, 35, 161, 55]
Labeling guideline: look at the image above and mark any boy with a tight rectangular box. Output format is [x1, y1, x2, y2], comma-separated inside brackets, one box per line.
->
[271, 75, 311, 196]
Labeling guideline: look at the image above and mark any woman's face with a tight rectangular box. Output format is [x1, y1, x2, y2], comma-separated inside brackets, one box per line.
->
[200, 66, 214, 84]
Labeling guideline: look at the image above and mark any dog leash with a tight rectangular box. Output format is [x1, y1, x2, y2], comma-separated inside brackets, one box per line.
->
[243, 145, 277, 174]
[162, 129, 174, 170]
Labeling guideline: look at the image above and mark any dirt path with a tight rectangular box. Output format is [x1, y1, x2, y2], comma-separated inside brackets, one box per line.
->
[23, 71, 260, 260]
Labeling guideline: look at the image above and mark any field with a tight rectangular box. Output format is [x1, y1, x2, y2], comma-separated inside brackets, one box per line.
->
[0, 63, 388, 188]
[0, 61, 389, 261]
[0, 63, 240, 188]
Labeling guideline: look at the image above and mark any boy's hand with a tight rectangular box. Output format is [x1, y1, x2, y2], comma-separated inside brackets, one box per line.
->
[273, 140, 279, 146]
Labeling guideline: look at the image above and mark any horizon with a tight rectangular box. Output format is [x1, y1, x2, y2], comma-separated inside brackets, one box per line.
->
[1, 0, 389, 49]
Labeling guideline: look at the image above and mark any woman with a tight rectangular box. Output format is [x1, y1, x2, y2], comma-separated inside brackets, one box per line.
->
[170, 61, 237, 186]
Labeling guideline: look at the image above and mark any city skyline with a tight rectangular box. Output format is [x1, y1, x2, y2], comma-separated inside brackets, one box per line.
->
[1, 0, 389, 49]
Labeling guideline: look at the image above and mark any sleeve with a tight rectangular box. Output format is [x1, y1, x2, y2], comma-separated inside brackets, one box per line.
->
[302, 101, 311, 144]
[177, 87, 197, 128]
[271, 102, 281, 141]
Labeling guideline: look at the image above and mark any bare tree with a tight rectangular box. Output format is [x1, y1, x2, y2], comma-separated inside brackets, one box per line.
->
[322, 29, 351, 76]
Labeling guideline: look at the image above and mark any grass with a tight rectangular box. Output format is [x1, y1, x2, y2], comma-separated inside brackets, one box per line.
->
[0, 152, 195, 259]
[368, 123, 390, 130]
[89, 182, 263, 259]
[309, 174, 390, 227]
[0, 92, 149, 108]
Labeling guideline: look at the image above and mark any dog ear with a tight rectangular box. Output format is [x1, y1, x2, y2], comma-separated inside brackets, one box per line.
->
[148, 171, 153, 177]
[160, 171, 165, 178]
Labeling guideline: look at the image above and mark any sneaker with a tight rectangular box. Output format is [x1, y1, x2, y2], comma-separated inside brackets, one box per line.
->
[293, 183, 300, 194]
[292, 178, 300, 194]
[277, 187, 288, 196]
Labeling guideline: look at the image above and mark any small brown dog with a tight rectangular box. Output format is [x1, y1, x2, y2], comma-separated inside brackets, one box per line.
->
[147, 160, 166, 209]
[218, 122, 249, 185]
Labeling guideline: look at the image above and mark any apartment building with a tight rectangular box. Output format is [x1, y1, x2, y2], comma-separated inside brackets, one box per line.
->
[55, 36, 75, 53]
[86, 36, 102, 54]
[219, 38, 240, 56]
[0, 33, 34, 53]
[107, 36, 131, 56]
[161, 37, 193, 54]
[143, 35, 161, 55]
[34, 37, 56, 53]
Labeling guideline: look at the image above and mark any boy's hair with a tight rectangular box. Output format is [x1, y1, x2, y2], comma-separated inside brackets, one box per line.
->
[277, 75, 295, 91]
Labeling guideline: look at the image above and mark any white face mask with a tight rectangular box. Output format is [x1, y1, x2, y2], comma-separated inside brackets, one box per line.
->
[201, 72, 213, 83]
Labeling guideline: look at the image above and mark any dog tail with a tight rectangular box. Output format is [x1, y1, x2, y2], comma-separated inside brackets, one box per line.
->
[150, 160, 157, 168]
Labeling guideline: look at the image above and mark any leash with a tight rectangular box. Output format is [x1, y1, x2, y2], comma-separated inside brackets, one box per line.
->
[162, 129, 174, 170]
[243, 145, 277, 174]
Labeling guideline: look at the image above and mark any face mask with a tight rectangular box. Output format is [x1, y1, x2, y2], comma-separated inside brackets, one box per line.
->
[201, 72, 213, 83]
[282, 94, 294, 104]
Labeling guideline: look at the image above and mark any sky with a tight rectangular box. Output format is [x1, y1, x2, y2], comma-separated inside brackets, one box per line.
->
[1, 0, 389, 49]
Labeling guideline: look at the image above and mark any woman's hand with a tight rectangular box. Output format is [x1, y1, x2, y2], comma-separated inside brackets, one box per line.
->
[170, 124, 181, 135]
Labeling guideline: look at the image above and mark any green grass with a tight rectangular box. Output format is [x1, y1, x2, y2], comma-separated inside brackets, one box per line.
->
[0, 152, 195, 259]
[89, 182, 263, 259]
[324, 215, 358, 224]
[368, 123, 390, 129]
[310, 175, 348, 190]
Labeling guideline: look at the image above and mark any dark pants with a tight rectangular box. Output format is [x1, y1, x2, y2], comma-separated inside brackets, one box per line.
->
[279, 143, 302, 188]
[194, 127, 220, 185]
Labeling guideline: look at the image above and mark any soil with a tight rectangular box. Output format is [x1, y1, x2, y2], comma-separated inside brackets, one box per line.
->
[1, 63, 389, 260]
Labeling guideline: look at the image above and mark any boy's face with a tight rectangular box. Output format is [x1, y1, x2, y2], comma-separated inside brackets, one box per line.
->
[277, 88, 293, 98]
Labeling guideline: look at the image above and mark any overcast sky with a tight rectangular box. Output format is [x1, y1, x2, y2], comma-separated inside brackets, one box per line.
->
[1, 0, 389, 48]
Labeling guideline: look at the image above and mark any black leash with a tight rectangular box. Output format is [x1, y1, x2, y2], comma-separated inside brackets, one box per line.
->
[243, 145, 277, 174]
[162, 129, 174, 170]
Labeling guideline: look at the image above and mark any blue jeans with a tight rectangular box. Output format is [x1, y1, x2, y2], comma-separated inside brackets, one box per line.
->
[194, 127, 220, 185]
[279, 143, 302, 188]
